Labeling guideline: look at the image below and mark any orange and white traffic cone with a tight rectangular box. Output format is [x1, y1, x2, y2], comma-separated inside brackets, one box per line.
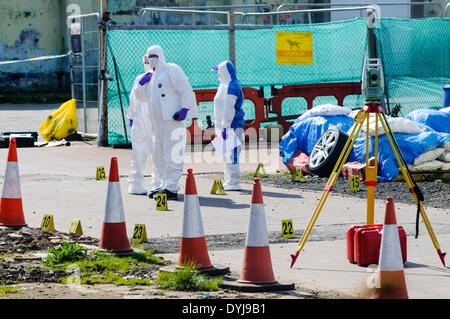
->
[0, 138, 27, 227]
[238, 178, 276, 284]
[177, 168, 213, 269]
[375, 197, 408, 299]
[99, 157, 132, 253]
[221, 178, 294, 292]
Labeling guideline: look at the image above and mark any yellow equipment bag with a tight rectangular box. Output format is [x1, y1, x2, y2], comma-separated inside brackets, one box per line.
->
[39, 99, 78, 142]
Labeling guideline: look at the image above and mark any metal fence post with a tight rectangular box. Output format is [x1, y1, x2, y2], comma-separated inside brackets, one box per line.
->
[80, 17, 88, 133]
[99, 1, 109, 146]
[69, 53, 75, 99]
[228, 10, 236, 67]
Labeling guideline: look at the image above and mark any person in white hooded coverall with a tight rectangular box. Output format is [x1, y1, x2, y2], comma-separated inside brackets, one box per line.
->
[132, 45, 197, 200]
[213, 61, 245, 191]
[127, 56, 160, 195]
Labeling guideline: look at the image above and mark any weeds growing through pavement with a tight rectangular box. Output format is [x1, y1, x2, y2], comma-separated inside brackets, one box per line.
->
[155, 262, 222, 291]
[43, 240, 87, 265]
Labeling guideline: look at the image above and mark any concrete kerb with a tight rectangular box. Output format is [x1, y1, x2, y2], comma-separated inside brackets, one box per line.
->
[159, 264, 230, 277]
[0, 225, 27, 231]
[221, 278, 295, 292]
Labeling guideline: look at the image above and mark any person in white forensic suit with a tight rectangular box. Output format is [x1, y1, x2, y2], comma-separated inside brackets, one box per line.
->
[127, 56, 160, 195]
[132, 45, 198, 200]
[212, 60, 245, 191]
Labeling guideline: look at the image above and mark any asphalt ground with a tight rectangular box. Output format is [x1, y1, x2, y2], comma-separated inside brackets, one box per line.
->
[1, 103, 450, 299]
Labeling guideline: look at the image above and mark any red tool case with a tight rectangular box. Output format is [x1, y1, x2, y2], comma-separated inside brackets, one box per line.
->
[347, 224, 407, 266]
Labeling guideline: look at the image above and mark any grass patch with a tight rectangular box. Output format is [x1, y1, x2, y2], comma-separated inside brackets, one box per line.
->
[155, 263, 222, 291]
[43, 247, 166, 286]
[43, 240, 87, 265]
[74, 250, 165, 274]
[0, 285, 20, 297]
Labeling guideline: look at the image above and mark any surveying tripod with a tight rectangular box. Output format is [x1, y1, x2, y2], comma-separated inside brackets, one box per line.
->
[290, 57, 446, 268]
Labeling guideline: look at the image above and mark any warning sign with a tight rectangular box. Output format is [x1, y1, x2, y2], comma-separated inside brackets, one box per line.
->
[276, 31, 313, 65]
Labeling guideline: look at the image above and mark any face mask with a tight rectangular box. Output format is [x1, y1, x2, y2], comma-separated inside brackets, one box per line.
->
[149, 57, 158, 69]
[144, 63, 151, 73]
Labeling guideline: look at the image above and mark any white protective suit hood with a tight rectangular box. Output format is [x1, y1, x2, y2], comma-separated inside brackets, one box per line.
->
[217, 61, 232, 85]
[146, 45, 166, 71]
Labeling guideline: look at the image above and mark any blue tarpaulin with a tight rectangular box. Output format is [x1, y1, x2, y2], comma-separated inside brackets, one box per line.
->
[405, 109, 450, 134]
[279, 113, 450, 181]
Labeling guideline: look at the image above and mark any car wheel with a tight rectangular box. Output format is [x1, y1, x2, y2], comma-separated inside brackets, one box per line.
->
[308, 127, 349, 178]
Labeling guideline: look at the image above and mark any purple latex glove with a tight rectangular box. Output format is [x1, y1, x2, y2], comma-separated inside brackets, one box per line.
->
[138, 72, 152, 86]
[129, 119, 133, 127]
[173, 108, 189, 121]
[222, 128, 227, 140]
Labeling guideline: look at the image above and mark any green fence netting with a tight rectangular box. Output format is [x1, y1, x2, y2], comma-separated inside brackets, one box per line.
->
[106, 17, 450, 145]
[376, 18, 450, 116]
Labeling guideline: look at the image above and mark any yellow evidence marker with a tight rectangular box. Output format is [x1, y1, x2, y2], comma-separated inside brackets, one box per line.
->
[291, 167, 305, 182]
[210, 179, 226, 195]
[254, 162, 269, 177]
[156, 193, 168, 211]
[281, 219, 294, 238]
[68, 219, 83, 235]
[41, 214, 55, 231]
[350, 175, 361, 191]
[96, 166, 106, 180]
[131, 224, 148, 243]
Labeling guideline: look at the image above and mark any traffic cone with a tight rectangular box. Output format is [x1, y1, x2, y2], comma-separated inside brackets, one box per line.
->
[238, 178, 276, 284]
[177, 168, 213, 269]
[375, 197, 408, 299]
[0, 138, 27, 227]
[99, 157, 132, 253]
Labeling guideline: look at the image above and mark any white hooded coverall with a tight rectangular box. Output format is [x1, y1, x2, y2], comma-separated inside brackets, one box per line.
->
[132, 45, 197, 193]
[214, 61, 245, 190]
[127, 67, 160, 194]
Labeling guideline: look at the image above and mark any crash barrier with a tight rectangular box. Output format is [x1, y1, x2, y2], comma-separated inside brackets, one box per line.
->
[104, 17, 449, 145]
[187, 87, 267, 143]
[268, 82, 362, 134]
[190, 82, 360, 142]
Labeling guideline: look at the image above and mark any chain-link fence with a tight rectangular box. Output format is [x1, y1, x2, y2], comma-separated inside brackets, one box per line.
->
[104, 14, 450, 145]
[106, 17, 368, 144]
[376, 18, 450, 116]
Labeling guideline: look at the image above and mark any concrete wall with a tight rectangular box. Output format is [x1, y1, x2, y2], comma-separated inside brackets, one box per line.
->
[0, 0, 103, 98]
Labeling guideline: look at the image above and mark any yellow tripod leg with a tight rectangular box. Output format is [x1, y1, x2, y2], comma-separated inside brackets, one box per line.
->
[379, 113, 446, 266]
[290, 111, 367, 268]
[365, 113, 380, 224]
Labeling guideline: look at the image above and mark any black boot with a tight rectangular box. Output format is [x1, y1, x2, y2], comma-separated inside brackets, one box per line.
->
[157, 189, 178, 200]
[147, 187, 162, 199]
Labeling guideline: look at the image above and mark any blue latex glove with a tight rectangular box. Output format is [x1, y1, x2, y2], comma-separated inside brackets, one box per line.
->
[129, 119, 133, 127]
[173, 108, 189, 121]
[139, 72, 152, 86]
[222, 128, 227, 140]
